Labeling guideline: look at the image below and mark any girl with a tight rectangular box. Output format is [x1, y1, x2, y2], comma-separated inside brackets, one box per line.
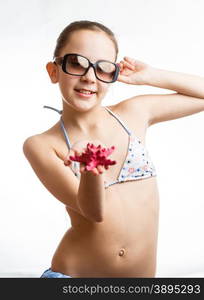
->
[23, 20, 204, 278]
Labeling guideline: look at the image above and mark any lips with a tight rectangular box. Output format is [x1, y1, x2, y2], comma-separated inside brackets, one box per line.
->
[75, 89, 96, 94]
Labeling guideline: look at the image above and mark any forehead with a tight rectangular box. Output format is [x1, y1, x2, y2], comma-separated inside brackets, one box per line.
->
[61, 30, 116, 62]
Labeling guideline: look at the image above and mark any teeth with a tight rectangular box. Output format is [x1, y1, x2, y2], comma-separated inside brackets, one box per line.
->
[77, 89, 94, 94]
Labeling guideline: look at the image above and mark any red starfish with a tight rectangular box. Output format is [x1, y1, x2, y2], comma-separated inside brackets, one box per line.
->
[69, 143, 117, 171]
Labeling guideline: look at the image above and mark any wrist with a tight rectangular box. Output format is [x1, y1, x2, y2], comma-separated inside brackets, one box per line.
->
[143, 66, 162, 86]
[81, 169, 104, 177]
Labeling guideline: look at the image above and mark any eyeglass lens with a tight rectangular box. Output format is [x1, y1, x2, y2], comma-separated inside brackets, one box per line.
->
[65, 54, 116, 82]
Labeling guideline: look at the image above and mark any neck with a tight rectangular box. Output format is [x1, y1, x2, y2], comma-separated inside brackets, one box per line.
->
[61, 100, 108, 134]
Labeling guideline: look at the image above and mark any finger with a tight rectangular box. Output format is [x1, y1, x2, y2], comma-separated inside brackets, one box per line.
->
[80, 164, 86, 173]
[65, 148, 78, 165]
[121, 60, 135, 70]
[64, 160, 71, 166]
[124, 56, 137, 64]
[92, 167, 99, 175]
[118, 62, 124, 70]
[64, 151, 72, 165]
[124, 56, 146, 68]
[97, 165, 104, 174]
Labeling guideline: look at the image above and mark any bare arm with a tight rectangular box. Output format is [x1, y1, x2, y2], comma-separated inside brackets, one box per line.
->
[23, 135, 106, 223]
[65, 139, 107, 223]
[117, 57, 204, 126]
[23, 135, 83, 215]
[77, 171, 105, 223]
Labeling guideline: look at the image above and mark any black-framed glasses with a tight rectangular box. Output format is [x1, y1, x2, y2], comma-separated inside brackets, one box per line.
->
[53, 53, 120, 83]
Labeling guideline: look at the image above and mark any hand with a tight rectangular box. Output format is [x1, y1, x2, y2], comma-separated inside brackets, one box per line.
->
[117, 56, 153, 85]
[64, 139, 109, 176]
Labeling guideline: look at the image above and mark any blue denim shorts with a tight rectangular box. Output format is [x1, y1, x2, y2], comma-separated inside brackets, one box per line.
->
[40, 267, 72, 278]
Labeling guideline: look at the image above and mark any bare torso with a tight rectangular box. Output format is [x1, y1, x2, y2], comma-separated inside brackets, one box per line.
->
[42, 103, 160, 277]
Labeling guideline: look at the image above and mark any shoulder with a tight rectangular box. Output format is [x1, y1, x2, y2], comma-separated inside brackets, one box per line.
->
[23, 119, 62, 154]
[23, 123, 69, 168]
[23, 134, 42, 152]
[22, 132, 56, 161]
[22, 133, 80, 213]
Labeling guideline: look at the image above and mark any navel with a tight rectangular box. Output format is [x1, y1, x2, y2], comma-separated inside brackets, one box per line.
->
[118, 248, 125, 257]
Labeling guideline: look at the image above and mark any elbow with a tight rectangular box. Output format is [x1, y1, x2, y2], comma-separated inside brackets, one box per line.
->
[77, 197, 104, 223]
[87, 212, 104, 223]
[81, 210, 104, 223]
[92, 214, 104, 223]
[90, 217, 104, 223]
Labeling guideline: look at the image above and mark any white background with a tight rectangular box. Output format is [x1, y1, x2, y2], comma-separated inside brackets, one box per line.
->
[0, 0, 204, 277]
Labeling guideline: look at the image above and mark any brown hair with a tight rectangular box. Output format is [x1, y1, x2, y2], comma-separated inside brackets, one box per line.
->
[53, 20, 118, 61]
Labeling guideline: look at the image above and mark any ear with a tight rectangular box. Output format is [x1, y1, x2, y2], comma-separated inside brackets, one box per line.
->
[46, 62, 59, 83]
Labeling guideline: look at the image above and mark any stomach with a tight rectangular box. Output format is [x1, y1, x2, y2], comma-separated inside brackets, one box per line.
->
[51, 177, 160, 277]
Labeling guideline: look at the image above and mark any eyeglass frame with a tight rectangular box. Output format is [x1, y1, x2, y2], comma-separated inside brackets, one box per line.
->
[53, 53, 120, 83]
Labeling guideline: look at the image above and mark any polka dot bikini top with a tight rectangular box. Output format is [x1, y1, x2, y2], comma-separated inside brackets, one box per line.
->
[43, 105, 157, 189]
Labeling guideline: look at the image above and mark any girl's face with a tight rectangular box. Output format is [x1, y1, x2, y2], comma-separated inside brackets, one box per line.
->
[49, 30, 116, 112]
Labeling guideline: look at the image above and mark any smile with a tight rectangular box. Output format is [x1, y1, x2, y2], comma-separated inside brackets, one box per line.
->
[74, 89, 96, 98]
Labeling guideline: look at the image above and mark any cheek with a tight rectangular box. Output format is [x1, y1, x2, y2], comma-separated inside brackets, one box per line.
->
[100, 83, 109, 95]
[58, 78, 76, 99]
[60, 75, 77, 89]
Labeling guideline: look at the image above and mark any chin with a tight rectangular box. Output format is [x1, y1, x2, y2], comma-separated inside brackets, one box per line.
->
[73, 101, 98, 113]
[62, 95, 102, 112]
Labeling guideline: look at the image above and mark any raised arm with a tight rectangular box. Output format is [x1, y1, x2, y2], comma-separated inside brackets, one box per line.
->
[117, 57, 204, 126]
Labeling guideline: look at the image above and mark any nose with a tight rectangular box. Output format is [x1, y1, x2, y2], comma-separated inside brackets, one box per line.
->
[80, 66, 96, 83]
